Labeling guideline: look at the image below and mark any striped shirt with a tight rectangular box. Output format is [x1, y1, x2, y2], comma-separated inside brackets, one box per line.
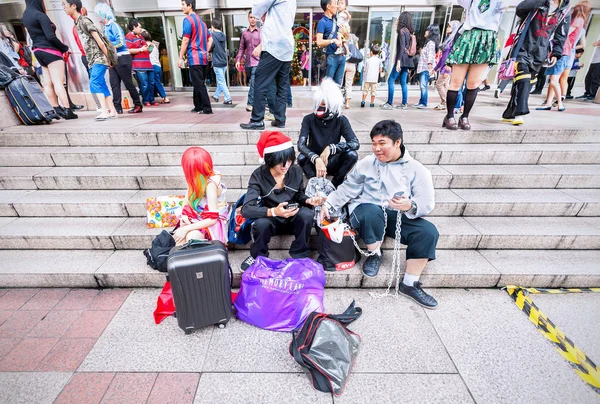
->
[125, 32, 152, 71]
[183, 13, 211, 66]
[417, 40, 436, 74]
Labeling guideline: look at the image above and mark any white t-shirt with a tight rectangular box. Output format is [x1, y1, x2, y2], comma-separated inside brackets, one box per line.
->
[592, 33, 600, 65]
[364, 56, 382, 83]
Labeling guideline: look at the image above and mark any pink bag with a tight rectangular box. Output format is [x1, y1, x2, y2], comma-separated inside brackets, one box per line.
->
[234, 257, 325, 332]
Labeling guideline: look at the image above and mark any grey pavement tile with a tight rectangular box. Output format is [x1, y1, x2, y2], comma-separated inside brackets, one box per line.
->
[561, 189, 600, 216]
[322, 289, 456, 373]
[442, 165, 561, 189]
[480, 250, 600, 288]
[0, 190, 36, 204]
[426, 289, 599, 404]
[110, 217, 162, 249]
[334, 374, 474, 404]
[531, 293, 600, 363]
[0, 167, 52, 190]
[195, 373, 332, 404]
[79, 289, 213, 372]
[425, 217, 482, 249]
[0, 371, 72, 404]
[67, 131, 159, 146]
[202, 317, 299, 372]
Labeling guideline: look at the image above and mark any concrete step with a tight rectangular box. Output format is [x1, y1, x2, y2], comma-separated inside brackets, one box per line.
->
[0, 216, 599, 251]
[0, 189, 598, 218]
[2, 144, 600, 167]
[1, 165, 599, 190]
[0, 128, 596, 147]
[0, 249, 598, 289]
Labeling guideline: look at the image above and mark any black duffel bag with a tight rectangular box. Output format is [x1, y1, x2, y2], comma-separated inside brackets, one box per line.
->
[289, 301, 362, 396]
[143, 230, 175, 272]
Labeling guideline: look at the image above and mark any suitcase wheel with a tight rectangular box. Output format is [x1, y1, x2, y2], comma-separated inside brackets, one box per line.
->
[184, 329, 193, 335]
[218, 323, 226, 329]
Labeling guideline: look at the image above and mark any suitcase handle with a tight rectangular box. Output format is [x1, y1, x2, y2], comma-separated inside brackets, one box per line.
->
[181, 239, 212, 249]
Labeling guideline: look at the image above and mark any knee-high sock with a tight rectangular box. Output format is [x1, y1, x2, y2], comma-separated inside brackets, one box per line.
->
[446, 90, 459, 119]
[462, 88, 479, 118]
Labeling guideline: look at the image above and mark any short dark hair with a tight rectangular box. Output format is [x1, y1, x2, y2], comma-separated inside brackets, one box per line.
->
[575, 48, 585, 54]
[141, 30, 151, 41]
[370, 44, 380, 55]
[127, 19, 140, 32]
[65, 0, 82, 13]
[369, 120, 403, 144]
[211, 17, 222, 30]
[248, 11, 254, 17]
[320, 0, 335, 12]
[182, 0, 195, 9]
[263, 147, 296, 168]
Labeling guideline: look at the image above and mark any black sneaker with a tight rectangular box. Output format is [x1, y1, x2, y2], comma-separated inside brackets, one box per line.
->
[399, 281, 438, 309]
[362, 253, 382, 277]
[240, 255, 256, 272]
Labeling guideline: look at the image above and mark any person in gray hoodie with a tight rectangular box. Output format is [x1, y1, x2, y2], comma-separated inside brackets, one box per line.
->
[321, 119, 439, 309]
[210, 18, 231, 105]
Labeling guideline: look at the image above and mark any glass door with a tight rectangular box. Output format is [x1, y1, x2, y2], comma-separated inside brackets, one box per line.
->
[133, 14, 170, 90]
[291, 9, 311, 87]
[221, 10, 251, 88]
[367, 8, 401, 75]
[403, 7, 435, 49]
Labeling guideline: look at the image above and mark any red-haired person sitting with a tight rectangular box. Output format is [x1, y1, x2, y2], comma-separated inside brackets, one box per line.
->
[174, 147, 230, 245]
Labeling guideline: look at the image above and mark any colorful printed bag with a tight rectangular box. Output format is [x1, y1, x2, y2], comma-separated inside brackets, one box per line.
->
[146, 195, 185, 228]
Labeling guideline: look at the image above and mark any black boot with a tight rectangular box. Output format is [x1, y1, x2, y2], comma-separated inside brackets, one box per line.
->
[56, 106, 78, 120]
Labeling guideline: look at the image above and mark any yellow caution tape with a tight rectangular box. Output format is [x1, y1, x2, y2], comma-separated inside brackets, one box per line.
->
[505, 286, 600, 395]
[517, 287, 600, 295]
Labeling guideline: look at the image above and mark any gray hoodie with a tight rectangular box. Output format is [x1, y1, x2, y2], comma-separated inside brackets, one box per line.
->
[211, 31, 227, 68]
[326, 148, 435, 219]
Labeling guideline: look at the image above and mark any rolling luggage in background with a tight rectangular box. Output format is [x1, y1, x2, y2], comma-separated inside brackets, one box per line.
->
[5, 75, 56, 125]
[167, 240, 232, 334]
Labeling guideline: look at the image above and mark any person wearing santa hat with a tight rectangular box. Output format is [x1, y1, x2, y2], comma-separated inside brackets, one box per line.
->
[240, 131, 325, 271]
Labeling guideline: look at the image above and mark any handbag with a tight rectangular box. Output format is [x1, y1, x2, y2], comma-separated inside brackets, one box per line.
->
[317, 220, 359, 271]
[146, 195, 185, 228]
[143, 230, 175, 272]
[289, 301, 362, 396]
[227, 193, 255, 245]
[498, 11, 537, 81]
[234, 257, 325, 332]
[347, 42, 363, 64]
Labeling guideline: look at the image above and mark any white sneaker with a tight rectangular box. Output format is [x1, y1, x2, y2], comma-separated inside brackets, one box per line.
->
[264, 111, 275, 121]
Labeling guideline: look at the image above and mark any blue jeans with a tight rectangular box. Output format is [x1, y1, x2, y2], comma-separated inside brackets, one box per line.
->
[326, 54, 346, 85]
[136, 70, 154, 104]
[418, 71, 430, 106]
[213, 66, 231, 102]
[386, 66, 409, 105]
[246, 66, 257, 106]
[455, 80, 466, 109]
[152, 65, 166, 99]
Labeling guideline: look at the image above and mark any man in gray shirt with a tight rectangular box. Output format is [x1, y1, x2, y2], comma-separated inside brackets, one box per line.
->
[240, 0, 296, 130]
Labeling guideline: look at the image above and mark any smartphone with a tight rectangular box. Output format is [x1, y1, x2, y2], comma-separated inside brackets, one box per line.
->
[287, 203, 299, 210]
[393, 191, 405, 199]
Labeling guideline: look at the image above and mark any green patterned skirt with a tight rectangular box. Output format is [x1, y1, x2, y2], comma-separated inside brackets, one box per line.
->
[446, 28, 498, 66]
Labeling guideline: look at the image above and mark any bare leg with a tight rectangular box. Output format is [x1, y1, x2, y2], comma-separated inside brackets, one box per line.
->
[405, 258, 429, 276]
[546, 74, 561, 108]
[465, 64, 489, 89]
[40, 66, 58, 107]
[449, 64, 469, 91]
[47, 60, 69, 108]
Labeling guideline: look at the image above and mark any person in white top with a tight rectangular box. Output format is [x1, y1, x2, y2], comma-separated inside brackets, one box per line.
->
[361, 44, 383, 108]
[443, 0, 512, 130]
[142, 31, 170, 104]
[579, 32, 600, 100]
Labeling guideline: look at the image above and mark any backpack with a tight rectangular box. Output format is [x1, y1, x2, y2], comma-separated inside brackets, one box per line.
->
[80, 16, 119, 67]
[143, 230, 175, 272]
[227, 193, 254, 245]
[403, 28, 417, 57]
[289, 301, 362, 395]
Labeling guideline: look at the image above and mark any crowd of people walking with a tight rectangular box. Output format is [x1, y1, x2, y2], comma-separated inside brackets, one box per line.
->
[0, 0, 599, 128]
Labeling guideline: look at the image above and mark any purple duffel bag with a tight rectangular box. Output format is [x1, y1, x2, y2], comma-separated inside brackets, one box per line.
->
[234, 256, 325, 332]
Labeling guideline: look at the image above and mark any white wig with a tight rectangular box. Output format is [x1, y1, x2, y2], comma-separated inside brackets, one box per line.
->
[313, 78, 344, 117]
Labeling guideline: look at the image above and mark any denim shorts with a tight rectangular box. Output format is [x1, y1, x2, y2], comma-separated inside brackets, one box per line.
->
[89, 64, 111, 97]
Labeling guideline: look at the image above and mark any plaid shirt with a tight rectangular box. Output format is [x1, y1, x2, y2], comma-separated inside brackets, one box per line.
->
[417, 40, 436, 74]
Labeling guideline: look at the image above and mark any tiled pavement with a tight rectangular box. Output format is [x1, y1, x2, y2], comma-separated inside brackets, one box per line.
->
[0, 287, 598, 404]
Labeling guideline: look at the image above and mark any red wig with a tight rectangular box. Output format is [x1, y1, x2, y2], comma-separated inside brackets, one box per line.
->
[181, 147, 214, 212]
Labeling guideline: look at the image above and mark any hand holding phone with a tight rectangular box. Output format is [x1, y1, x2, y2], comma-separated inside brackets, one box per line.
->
[286, 203, 299, 210]
[393, 191, 405, 200]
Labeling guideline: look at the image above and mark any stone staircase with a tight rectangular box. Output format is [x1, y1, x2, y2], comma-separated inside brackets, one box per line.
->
[0, 126, 599, 289]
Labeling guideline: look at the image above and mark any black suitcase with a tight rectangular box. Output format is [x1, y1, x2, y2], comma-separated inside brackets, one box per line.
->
[5, 75, 55, 125]
[167, 240, 232, 334]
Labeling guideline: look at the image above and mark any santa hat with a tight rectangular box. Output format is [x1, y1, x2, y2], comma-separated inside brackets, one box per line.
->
[256, 131, 294, 163]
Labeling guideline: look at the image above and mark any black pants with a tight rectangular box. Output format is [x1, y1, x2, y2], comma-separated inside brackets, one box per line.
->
[503, 63, 534, 119]
[566, 76, 576, 96]
[190, 65, 212, 113]
[250, 51, 290, 123]
[532, 66, 546, 93]
[250, 207, 313, 259]
[297, 151, 358, 188]
[349, 203, 438, 261]
[110, 54, 142, 110]
[584, 63, 600, 98]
